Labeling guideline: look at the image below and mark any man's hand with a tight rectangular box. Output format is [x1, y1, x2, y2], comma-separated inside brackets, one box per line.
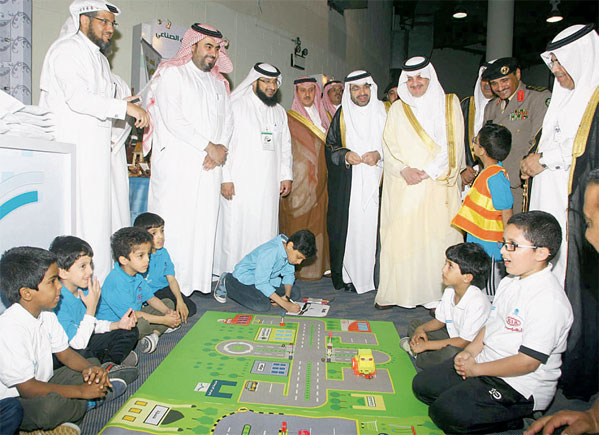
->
[524, 409, 599, 435]
[117, 308, 136, 330]
[125, 102, 150, 129]
[454, 350, 477, 379]
[401, 167, 427, 185]
[205, 142, 228, 166]
[280, 180, 292, 197]
[221, 182, 235, 200]
[361, 151, 381, 166]
[460, 166, 477, 186]
[520, 153, 545, 179]
[203, 155, 217, 171]
[175, 298, 189, 324]
[80, 277, 101, 313]
[345, 151, 362, 166]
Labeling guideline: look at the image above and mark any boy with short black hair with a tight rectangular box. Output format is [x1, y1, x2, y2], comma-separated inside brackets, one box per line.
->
[50, 236, 139, 370]
[413, 211, 573, 434]
[400, 242, 491, 369]
[96, 227, 181, 354]
[0, 247, 125, 434]
[133, 212, 196, 322]
[214, 230, 317, 313]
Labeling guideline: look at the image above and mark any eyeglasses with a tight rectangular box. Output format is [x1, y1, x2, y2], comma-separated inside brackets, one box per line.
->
[92, 17, 118, 28]
[258, 78, 279, 86]
[471, 137, 479, 145]
[497, 241, 538, 251]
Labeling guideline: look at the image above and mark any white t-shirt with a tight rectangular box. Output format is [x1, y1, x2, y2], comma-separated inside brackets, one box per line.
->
[476, 266, 573, 410]
[0, 303, 69, 399]
[435, 285, 491, 341]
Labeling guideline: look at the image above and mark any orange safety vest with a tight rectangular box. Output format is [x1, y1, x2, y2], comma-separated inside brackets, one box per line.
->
[452, 164, 507, 242]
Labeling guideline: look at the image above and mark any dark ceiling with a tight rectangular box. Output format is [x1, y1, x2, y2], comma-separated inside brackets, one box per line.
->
[394, 0, 599, 69]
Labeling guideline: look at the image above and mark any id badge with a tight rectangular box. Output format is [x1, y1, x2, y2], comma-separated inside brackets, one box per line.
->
[262, 131, 274, 151]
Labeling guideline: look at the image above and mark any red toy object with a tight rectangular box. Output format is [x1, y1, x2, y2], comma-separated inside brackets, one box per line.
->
[298, 431, 310, 435]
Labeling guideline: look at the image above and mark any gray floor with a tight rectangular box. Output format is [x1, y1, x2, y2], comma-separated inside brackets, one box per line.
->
[80, 278, 594, 435]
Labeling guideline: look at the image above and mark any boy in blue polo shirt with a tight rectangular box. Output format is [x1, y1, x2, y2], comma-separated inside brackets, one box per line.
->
[133, 212, 196, 323]
[50, 236, 139, 371]
[213, 230, 316, 312]
[96, 228, 181, 354]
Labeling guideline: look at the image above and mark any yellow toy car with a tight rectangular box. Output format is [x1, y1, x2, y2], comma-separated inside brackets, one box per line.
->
[352, 349, 376, 378]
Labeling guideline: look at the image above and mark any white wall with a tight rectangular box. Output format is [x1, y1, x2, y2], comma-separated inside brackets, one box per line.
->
[32, 0, 393, 107]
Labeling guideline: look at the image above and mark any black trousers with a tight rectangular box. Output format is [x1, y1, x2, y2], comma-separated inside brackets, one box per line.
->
[412, 358, 534, 434]
[80, 328, 139, 364]
[154, 286, 197, 318]
[226, 274, 301, 312]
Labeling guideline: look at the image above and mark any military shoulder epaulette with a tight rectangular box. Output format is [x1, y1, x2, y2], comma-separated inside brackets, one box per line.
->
[525, 85, 548, 92]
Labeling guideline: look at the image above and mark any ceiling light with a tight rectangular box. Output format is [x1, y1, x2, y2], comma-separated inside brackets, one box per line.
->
[453, 4, 467, 19]
[546, 0, 563, 23]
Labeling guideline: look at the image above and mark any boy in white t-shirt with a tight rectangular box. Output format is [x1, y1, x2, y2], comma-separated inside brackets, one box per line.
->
[400, 242, 491, 369]
[0, 247, 127, 434]
[413, 211, 573, 434]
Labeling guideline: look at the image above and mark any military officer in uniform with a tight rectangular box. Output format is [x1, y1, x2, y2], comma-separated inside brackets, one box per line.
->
[482, 57, 551, 212]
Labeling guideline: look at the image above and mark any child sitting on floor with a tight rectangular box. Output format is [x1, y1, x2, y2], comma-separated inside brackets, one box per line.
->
[213, 230, 316, 313]
[0, 247, 126, 434]
[400, 242, 491, 369]
[96, 227, 181, 354]
[133, 212, 196, 322]
[413, 211, 573, 434]
[50, 235, 139, 373]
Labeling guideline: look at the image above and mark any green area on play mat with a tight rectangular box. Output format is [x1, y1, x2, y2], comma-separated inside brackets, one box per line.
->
[101, 311, 441, 435]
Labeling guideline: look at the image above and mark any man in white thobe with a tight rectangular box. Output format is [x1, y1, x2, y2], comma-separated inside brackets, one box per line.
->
[325, 71, 386, 294]
[213, 63, 292, 275]
[522, 24, 599, 286]
[146, 23, 233, 296]
[39, 0, 149, 281]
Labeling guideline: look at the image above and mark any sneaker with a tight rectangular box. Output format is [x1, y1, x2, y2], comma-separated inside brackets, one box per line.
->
[164, 324, 181, 334]
[101, 361, 139, 384]
[121, 350, 138, 367]
[140, 333, 159, 354]
[213, 273, 228, 304]
[19, 422, 82, 435]
[86, 378, 127, 410]
[399, 337, 414, 357]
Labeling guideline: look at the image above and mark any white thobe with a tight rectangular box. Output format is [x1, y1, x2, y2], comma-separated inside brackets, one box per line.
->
[39, 33, 127, 282]
[529, 123, 572, 285]
[213, 93, 292, 275]
[342, 114, 385, 294]
[148, 62, 233, 295]
[110, 74, 132, 232]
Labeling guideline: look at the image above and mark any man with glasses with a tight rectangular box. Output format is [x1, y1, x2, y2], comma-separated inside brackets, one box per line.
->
[213, 63, 292, 276]
[521, 23, 599, 404]
[40, 0, 149, 281]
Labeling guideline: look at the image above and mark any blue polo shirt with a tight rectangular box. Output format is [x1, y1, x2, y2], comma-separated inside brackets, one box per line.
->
[232, 234, 295, 297]
[145, 248, 175, 293]
[96, 262, 155, 322]
[54, 284, 87, 341]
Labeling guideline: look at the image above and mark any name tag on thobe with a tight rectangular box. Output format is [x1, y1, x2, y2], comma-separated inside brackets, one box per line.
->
[262, 131, 274, 151]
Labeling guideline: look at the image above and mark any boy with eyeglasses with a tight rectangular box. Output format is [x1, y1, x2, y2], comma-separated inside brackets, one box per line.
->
[413, 211, 573, 434]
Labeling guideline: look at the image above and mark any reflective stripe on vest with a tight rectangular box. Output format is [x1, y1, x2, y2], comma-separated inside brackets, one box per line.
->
[452, 165, 506, 242]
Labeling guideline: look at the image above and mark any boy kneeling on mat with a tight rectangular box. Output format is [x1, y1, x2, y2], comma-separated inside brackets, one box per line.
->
[214, 230, 316, 313]
[412, 211, 573, 434]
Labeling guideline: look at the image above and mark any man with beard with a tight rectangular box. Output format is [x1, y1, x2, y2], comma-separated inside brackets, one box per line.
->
[145, 23, 233, 296]
[280, 77, 330, 281]
[322, 80, 343, 122]
[213, 63, 293, 275]
[39, 0, 149, 281]
[325, 71, 386, 293]
[383, 82, 399, 111]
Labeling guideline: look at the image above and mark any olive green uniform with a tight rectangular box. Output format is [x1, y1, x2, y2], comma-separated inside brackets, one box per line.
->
[483, 81, 551, 212]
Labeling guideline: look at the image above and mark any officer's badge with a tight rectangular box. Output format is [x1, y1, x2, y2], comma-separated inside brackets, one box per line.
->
[500, 65, 510, 75]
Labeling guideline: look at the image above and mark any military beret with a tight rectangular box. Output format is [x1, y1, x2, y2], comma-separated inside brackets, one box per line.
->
[481, 57, 519, 80]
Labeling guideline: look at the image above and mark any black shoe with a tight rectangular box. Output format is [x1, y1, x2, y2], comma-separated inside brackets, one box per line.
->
[331, 273, 345, 290]
[375, 303, 393, 310]
[344, 283, 356, 292]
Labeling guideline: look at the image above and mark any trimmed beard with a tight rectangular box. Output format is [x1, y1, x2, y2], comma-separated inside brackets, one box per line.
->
[256, 87, 279, 107]
[85, 28, 112, 55]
